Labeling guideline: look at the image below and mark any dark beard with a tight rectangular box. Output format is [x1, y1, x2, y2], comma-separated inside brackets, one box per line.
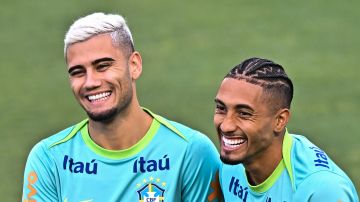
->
[220, 155, 242, 165]
[85, 87, 133, 123]
[87, 107, 118, 123]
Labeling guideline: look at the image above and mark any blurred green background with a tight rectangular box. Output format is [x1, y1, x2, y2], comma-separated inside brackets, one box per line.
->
[1, 0, 359, 200]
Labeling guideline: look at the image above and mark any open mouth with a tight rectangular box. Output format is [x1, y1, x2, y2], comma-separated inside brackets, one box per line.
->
[222, 135, 247, 149]
[86, 91, 112, 102]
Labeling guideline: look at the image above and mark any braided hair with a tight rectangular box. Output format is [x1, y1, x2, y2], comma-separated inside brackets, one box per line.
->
[226, 57, 294, 110]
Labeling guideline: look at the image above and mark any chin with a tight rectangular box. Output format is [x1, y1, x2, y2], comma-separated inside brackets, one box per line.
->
[220, 154, 243, 165]
[87, 107, 118, 123]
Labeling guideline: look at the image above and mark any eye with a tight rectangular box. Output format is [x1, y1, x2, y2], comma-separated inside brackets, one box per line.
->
[96, 62, 112, 71]
[238, 111, 252, 119]
[215, 103, 226, 114]
[69, 68, 85, 77]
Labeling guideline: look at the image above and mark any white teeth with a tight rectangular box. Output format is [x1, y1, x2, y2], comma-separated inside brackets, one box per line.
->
[87, 92, 111, 102]
[222, 136, 246, 148]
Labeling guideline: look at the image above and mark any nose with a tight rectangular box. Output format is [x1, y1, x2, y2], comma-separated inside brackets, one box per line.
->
[84, 71, 101, 90]
[219, 114, 237, 133]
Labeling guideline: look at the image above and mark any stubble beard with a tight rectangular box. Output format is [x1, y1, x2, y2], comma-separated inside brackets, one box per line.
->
[87, 107, 119, 123]
[220, 154, 243, 165]
[86, 90, 133, 123]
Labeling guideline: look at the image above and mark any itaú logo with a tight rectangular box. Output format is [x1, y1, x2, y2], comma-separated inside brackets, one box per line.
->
[63, 155, 98, 174]
[133, 155, 170, 173]
[23, 171, 38, 202]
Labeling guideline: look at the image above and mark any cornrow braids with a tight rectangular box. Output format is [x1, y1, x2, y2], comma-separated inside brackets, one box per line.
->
[226, 57, 294, 109]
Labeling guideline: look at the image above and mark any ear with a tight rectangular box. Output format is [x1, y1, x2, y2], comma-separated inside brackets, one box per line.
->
[128, 51, 143, 80]
[274, 108, 290, 133]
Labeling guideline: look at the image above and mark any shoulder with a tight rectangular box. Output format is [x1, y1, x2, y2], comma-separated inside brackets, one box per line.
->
[294, 170, 359, 201]
[154, 115, 220, 166]
[170, 120, 213, 143]
[153, 111, 216, 147]
[41, 125, 77, 147]
[43, 119, 88, 149]
[28, 122, 82, 157]
[291, 134, 338, 178]
[145, 108, 215, 145]
[24, 126, 74, 173]
[166, 119, 218, 156]
[291, 134, 346, 177]
[289, 134, 358, 199]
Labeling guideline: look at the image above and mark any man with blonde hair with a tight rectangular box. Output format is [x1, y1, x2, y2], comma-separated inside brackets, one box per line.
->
[22, 12, 221, 201]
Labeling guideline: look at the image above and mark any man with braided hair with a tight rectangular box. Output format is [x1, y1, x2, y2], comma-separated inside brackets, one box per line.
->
[214, 57, 358, 201]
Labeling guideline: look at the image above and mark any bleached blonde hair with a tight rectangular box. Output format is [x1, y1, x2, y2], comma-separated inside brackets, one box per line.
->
[64, 12, 134, 57]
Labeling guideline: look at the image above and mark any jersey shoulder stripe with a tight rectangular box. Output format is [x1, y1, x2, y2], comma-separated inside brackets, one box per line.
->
[147, 109, 213, 146]
[49, 119, 87, 148]
[143, 108, 188, 142]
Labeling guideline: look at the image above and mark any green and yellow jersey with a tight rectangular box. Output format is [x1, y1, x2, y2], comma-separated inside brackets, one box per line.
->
[22, 109, 221, 202]
[220, 131, 358, 202]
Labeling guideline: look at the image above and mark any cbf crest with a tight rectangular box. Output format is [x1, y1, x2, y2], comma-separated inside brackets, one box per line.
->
[137, 177, 166, 202]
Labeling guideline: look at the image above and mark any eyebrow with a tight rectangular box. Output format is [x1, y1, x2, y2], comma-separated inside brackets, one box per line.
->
[214, 98, 225, 106]
[214, 98, 254, 111]
[68, 57, 116, 74]
[91, 57, 115, 66]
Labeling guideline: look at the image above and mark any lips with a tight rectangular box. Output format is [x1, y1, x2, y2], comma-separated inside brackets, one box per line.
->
[86, 91, 112, 102]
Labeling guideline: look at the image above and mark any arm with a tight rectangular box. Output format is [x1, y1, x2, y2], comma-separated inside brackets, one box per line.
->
[180, 132, 222, 202]
[22, 141, 58, 201]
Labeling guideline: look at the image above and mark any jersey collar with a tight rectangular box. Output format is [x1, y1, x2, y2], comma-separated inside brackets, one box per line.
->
[49, 107, 188, 159]
[248, 129, 295, 193]
[282, 129, 295, 190]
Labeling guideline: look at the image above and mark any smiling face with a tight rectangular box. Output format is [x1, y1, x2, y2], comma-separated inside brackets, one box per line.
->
[66, 34, 142, 122]
[214, 78, 284, 165]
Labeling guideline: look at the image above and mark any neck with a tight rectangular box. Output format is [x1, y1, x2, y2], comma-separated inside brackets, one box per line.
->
[88, 102, 153, 150]
[244, 135, 284, 186]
